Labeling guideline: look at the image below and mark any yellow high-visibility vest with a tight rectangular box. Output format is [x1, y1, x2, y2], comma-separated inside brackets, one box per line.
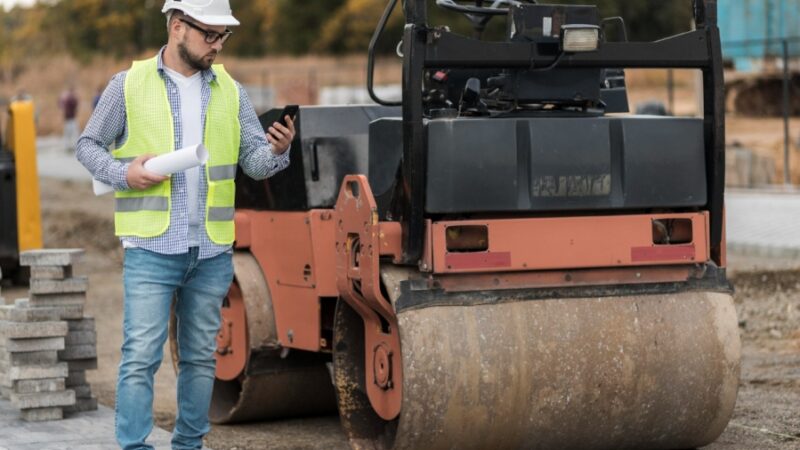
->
[112, 56, 240, 245]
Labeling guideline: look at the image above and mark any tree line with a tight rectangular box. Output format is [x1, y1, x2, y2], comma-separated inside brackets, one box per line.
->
[0, 0, 692, 63]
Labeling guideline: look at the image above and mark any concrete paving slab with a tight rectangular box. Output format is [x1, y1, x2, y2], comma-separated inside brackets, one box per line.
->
[62, 396, 97, 414]
[30, 266, 72, 281]
[64, 371, 85, 387]
[20, 407, 62, 422]
[7, 363, 68, 381]
[58, 344, 97, 360]
[0, 306, 61, 323]
[28, 294, 87, 308]
[29, 278, 88, 296]
[19, 249, 84, 268]
[10, 389, 75, 410]
[69, 384, 91, 399]
[0, 398, 176, 449]
[64, 359, 97, 371]
[0, 321, 67, 340]
[64, 331, 96, 346]
[726, 190, 800, 258]
[2, 337, 64, 353]
[66, 318, 94, 332]
[13, 378, 65, 395]
[2, 350, 59, 366]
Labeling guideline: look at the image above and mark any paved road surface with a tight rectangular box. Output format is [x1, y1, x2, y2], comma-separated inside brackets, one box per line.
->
[0, 401, 175, 450]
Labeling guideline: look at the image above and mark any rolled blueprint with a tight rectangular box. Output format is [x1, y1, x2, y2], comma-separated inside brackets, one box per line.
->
[92, 144, 209, 196]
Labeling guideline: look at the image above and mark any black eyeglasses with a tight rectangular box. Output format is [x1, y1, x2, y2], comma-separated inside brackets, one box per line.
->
[179, 19, 232, 44]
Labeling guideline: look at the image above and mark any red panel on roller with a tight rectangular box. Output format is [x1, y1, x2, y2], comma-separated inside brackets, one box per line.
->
[445, 252, 512, 270]
[631, 245, 696, 262]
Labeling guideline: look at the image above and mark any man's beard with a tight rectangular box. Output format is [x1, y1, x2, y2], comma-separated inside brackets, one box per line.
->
[178, 40, 216, 71]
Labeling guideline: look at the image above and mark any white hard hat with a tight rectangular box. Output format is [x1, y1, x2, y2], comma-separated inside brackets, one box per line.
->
[162, 0, 240, 27]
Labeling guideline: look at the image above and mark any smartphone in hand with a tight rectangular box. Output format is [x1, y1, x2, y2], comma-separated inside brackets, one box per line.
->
[277, 104, 299, 128]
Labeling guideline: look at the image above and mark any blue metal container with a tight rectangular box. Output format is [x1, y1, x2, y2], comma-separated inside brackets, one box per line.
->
[718, 0, 800, 70]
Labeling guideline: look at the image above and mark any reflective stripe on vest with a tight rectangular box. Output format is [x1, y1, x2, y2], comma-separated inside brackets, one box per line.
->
[208, 207, 235, 221]
[112, 55, 241, 244]
[116, 197, 169, 212]
[208, 164, 237, 181]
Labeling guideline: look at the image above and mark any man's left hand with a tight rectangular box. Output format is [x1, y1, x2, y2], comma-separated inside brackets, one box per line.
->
[267, 115, 295, 155]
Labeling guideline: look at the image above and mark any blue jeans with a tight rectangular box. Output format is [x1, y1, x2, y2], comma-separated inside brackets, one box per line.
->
[116, 247, 233, 450]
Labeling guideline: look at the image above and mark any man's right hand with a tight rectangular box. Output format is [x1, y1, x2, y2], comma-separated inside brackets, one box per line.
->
[126, 154, 169, 190]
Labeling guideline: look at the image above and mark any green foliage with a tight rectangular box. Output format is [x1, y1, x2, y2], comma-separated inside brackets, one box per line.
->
[0, 0, 695, 59]
[315, 0, 404, 54]
[264, 0, 347, 54]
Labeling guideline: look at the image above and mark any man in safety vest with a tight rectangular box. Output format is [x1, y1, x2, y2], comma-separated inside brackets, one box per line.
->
[76, 1, 294, 448]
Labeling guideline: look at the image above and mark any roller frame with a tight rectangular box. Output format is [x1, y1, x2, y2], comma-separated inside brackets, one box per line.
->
[334, 175, 404, 420]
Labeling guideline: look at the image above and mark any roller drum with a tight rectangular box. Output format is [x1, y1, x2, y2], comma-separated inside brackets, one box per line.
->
[210, 364, 337, 423]
[335, 290, 740, 450]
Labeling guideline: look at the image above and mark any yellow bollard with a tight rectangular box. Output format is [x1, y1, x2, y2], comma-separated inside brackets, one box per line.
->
[7, 100, 42, 253]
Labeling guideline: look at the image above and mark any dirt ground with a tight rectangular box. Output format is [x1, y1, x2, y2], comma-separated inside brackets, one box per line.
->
[0, 177, 795, 450]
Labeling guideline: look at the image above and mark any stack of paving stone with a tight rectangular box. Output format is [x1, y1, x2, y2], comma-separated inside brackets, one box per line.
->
[22, 249, 98, 414]
[0, 249, 98, 421]
[0, 302, 73, 421]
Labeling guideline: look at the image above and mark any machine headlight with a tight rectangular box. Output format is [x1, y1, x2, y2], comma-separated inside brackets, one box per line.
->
[561, 25, 601, 52]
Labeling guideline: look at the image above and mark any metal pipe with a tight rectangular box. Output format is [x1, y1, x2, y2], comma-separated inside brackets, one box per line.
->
[367, 0, 401, 106]
[783, 38, 791, 185]
[668, 69, 675, 115]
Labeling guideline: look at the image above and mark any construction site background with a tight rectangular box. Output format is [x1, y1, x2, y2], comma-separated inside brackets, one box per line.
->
[0, 55, 797, 186]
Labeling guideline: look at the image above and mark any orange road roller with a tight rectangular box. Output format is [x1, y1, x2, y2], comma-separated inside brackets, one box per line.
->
[171, 1, 740, 448]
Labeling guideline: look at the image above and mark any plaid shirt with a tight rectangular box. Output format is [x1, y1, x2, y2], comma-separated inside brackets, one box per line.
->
[77, 49, 289, 259]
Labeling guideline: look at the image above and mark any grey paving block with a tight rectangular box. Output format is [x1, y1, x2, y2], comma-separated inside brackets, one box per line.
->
[65, 370, 86, 387]
[11, 389, 75, 409]
[0, 304, 61, 322]
[2, 350, 59, 366]
[30, 265, 73, 280]
[58, 344, 97, 360]
[70, 384, 92, 399]
[0, 385, 11, 399]
[63, 395, 97, 414]
[7, 363, 69, 381]
[14, 378, 66, 394]
[20, 406, 63, 422]
[0, 321, 68, 339]
[65, 330, 96, 346]
[42, 304, 84, 320]
[29, 278, 88, 295]
[65, 358, 98, 371]
[20, 249, 84, 267]
[14, 299, 85, 320]
[4, 336, 65, 353]
[67, 317, 95, 331]
[28, 293, 87, 307]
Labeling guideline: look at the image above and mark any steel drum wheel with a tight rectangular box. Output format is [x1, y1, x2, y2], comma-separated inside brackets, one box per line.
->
[333, 300, 399, 450]
[333, 290, 740, 450]
[169, 251, 337, 424]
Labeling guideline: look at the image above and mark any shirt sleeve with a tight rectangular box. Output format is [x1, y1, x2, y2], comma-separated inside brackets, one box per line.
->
[75, 72, 131, 191]
[236, 82, 291, 180]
